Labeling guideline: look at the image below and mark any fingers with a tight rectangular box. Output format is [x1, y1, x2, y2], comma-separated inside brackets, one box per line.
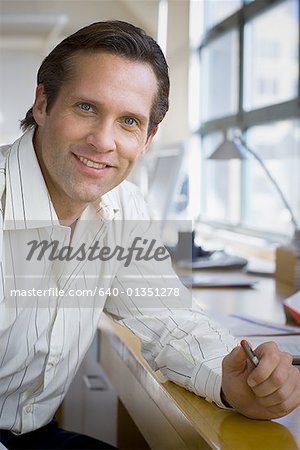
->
[261, 368, 300, 417]
[222, 345, 248, 372]
[253, 366, 300, 406]
[247, 344, 292, 389]
[245, 342, 300, 417]
[222, 340, 300, 419]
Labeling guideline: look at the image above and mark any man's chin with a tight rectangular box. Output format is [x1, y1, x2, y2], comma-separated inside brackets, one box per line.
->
[72, 180, 122, 206]
[75, 195, 102, 207]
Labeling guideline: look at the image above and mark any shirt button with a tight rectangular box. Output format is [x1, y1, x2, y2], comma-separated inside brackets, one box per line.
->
[49, 355, 59, 367]
[25, 404, 33, 414]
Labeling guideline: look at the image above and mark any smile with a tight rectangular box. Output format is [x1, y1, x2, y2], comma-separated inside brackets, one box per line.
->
[76, 155, 108, 169]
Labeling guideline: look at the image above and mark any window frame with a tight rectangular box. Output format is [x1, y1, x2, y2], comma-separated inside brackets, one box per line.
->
[198, 0, 300, 241]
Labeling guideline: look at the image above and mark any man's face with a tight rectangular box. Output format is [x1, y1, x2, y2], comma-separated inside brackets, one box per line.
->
[33, 52, 158, 220]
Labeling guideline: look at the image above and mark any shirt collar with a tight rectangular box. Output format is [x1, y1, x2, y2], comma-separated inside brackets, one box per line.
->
[3, 129, 119, 230]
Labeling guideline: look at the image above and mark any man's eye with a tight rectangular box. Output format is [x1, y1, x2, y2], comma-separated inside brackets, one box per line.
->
[79, 103, 93, 112]
[123, 117, 137, 126]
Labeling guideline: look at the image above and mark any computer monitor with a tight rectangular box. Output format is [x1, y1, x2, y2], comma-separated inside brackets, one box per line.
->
[146, 143, 186, 222]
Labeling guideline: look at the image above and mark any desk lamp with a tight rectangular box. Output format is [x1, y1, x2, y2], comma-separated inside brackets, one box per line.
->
[208, 134, 300, 289]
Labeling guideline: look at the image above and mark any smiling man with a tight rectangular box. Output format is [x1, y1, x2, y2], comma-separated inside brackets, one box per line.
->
[32, 51, 158, 222]
[0, 20, 299, 450]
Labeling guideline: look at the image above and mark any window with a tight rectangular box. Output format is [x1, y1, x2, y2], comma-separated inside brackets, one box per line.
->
[203, 0, 242, 31]
[196, 0, 300, 240]
[257, 78, 278, 96]
[202, 30, 239, 120]
[202, 132, 241, 224]
[244, 119, 300, 235]
[244, 0, 298, 110]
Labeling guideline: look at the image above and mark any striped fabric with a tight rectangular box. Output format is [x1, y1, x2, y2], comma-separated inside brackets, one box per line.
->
[0, 130, 236, 434]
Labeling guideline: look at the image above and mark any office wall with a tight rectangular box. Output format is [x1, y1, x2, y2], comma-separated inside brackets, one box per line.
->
[160, 0, 190, 146]
[0, 48, 41, 144]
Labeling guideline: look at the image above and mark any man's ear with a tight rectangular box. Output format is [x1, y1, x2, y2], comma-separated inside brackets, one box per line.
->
[142, 127, 158, 154]
[32, 84, 47, 126]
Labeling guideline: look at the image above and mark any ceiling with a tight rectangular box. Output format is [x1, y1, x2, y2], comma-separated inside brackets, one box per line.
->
[0, 0, 160, 47]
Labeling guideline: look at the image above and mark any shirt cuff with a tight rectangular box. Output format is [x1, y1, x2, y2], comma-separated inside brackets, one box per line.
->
[191, 358, 233, 410]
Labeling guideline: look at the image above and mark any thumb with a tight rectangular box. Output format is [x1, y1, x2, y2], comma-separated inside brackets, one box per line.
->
[223, 345, 248, 371]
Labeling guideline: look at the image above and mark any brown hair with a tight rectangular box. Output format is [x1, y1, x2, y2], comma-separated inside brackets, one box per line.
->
[21, 20, 169, 135]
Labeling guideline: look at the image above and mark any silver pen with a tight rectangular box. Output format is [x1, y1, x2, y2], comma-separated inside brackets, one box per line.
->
[240, 340, 259, 367]
[241, 340, 300, 368]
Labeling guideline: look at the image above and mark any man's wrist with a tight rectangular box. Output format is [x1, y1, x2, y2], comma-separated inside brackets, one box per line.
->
[220, 388, 232, 408]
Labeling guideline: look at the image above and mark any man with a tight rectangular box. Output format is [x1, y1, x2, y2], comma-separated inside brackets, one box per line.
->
[0, 20, 299, 449]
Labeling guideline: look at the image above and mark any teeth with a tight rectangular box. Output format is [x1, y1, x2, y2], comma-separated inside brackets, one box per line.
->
[77, 155, 107, 169]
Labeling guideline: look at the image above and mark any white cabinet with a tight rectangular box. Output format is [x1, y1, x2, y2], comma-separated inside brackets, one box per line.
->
[61, 333, 118, 447]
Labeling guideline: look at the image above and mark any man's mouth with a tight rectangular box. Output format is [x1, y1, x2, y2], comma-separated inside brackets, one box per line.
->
[76, 155, 109, 169]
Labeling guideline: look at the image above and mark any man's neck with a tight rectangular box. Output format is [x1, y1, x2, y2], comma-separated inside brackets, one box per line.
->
[50, 193, 87, 225]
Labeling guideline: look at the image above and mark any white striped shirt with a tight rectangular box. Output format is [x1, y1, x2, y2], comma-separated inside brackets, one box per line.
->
[0, 130, 236, 434]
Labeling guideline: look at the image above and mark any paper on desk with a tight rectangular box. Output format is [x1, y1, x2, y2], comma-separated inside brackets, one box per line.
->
[212, 313, 300, 366]
[249, 335, 300, 355]
[250, 335, 300, 368]
[212, 313, 300, 337]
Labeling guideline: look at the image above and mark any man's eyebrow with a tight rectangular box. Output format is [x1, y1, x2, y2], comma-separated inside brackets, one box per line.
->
[71, 96, 149, 123]
[122, 111, 148, 124]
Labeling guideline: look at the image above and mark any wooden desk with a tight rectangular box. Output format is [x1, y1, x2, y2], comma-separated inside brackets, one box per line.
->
[99, 274, 300, 450]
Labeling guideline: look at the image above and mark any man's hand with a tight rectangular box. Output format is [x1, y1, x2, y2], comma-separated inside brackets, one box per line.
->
[221, 341, 300, 419]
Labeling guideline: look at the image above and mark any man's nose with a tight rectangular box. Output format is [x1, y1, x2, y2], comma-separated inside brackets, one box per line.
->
[86, 121, 117, 152]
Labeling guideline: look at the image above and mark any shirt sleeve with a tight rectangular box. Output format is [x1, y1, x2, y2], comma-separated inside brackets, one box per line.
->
[103, 219, 237, 408]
